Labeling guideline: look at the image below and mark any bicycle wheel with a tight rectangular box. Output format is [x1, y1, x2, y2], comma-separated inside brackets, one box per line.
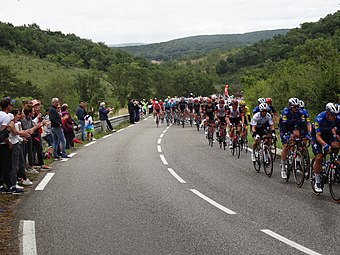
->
[253, 147, 261, 173]
[285, 153, 293, 182]
[271, 139, 277, 162]
[236, 139, 241, 159]
[329, 162, 340, 203]
[230, 139, 235, 155]
[263, 145, 273, 177]
[156, 115, 159, 128]
[292, 151, 305, 187]
[196, 118, 200, 131]
[302, 148, 311, 180]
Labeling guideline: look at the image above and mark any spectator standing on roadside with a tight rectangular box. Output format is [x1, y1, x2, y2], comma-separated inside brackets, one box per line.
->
[21, 104, 36, 172]
[76, 100, 86, 141]
[134, 100, 140, 123]
[42, 108, 53, 147]
[0, 97, 21, 193]
[84, 110, 94, 141]
[128, 99, 135, 124]
[61, 104, 75, 149]
[49, 98, 69, 159]
[99, 102, 113, 132]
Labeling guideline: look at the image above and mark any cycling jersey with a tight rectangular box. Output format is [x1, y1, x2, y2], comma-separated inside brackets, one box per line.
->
[188, 102, 194, 112]
[240, 105, 251, 124]
[253, 105, 272, 115]
[280, 107, 305, 134]
[251, 112, 273, 128]
[311, 111, 340, 154]
[193, 103, 201, 114]
[178, 101, 187, 111]
[215, 104, 228, 118]
[164, 102, 171, 110]
[205, 104, 215, 121]
[227, 106, 243, 126]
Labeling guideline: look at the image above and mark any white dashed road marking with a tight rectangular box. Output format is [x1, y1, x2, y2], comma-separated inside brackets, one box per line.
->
[160, 133, 164, 138]
[157, 138, 162, 144]
[167, 168, 186, 183]
[20, 220, 37, 255]
[85, 141, 96, 147]
[190, 189, 237, 215]
[35, 173, 55, 191]
[261, 229, 321, 255]
[160, 154, 168, 165]
[117, 129, 125, 133]
[157, 145, 162, 153]
[68, 152, 77, 157]
[103, 134, 112, 138]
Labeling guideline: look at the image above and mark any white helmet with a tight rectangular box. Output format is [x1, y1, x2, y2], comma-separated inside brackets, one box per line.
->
[325, 103, 339, 114]
[288, 97, 299, 107]
[259, 103, 268, 112]
[258, 98, 265, 104]
[299, 100, 305, 108]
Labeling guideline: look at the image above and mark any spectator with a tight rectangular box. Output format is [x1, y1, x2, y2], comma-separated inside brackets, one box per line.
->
[84, 110, 94, 141]
[42, 108, 53, 147]
[0, 97, 22, 193]
[134, 100, 140, 123]
[0, 121, 14, 143]
[76, 101, 86, 141]
[31, 99, 51, 170]
[99, 102, 113, 132]
[49, 98, 69, 159]
[61, 104, 75, 149]
[21, 104, 36, 173]
[128, 99, 135, 124]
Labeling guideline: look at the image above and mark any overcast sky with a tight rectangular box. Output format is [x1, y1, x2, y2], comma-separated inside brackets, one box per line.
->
[1, 0, 339, 45]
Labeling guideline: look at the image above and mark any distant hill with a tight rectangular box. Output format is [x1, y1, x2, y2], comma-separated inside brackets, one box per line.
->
[110, 43, 146, 47]
[116, 29, 290, 61]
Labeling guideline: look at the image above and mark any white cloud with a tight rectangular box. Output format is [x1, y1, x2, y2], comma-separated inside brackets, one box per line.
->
[1, 0, 339, 44]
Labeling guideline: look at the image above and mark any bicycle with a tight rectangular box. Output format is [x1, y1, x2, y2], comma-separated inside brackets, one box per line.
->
[206, 121, 214, 147]
[155, 112, 160, 128]
[229, 124, 241, 159]
[217, 122, 227, 150]
[284, 138, 306, 187]
[195, 114, 201, 131]
[240, 124, 248, 154]
[165, 110, 172, 126]
[252, 134, 274, 177]
[311, 150, 340, 203]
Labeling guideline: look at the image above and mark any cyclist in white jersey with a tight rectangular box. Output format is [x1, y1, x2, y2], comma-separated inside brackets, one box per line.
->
[250, 103, 276, 161]
[226, 100, 244, 148]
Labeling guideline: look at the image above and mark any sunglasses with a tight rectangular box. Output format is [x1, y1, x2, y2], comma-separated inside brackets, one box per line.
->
[291, 106, 299, 109]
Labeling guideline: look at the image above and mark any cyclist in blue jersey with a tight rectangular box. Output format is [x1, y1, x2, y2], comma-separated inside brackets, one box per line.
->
[279, 97, 306, 179]
[163, 99, 172, 125]
[311, 103, 340, 193]
[298, 100, 312, 138]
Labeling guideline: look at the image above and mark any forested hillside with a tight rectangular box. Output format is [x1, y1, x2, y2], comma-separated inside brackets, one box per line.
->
[118, 29, 289, 61]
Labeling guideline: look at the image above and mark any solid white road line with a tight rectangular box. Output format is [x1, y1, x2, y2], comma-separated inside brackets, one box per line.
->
[20, 220, 37, 255]
[68, 152, 77, 157]
[167, 168, 186, 183]
[84, 141, 96, 147]
[157, 138, 162, 144]
[35, 173, 55, 191]
[261, 229, 321, 255]
[117, 128, 125, 133]
[103, 134, 112, 139]
[157, 145, 162, 153]
[160, 133, 164, 138]
[60, 158, 69, 162]
[190, 189, 237, 215]
[128, 124, 134, 128]
[160, 154, 168, 165]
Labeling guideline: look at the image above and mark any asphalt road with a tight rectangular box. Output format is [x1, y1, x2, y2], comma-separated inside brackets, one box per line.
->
[16, 117, 339, 255]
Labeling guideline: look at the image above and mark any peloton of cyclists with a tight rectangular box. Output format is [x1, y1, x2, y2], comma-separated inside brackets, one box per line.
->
[311, 102, 340, 193]
[250, 102, 276, 161]
[215, 98, 228, 145]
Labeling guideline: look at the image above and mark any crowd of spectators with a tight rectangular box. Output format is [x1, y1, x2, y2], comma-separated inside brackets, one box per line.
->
[0, 96, 116, 194]
[128, 99, 148, 124]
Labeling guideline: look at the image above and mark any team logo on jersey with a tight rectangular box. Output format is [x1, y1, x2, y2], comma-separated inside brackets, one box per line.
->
[314, 122, 319, 129]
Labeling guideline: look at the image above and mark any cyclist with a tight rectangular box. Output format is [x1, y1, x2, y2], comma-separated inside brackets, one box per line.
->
[164, 99, 172, 125]
[266, 98, 279, 126]
[178, 97, 188, 122]
[226, 100, 244, 149]
[187, 97, 194, 123]
[298, 100, 312, 139]
[250, 103, 276, 161]
[239, 100, 251, 142]
[252, 98, 266, 115]
[279, 97, 306, 179]
[153, 101, 162, 122]
[215, 99, 228, 145]
[193, 98, 201, 124]
[311, 103, 340, 193]
[204, 99, 216, 136]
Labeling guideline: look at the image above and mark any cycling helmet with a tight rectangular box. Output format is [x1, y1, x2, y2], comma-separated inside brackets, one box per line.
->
[155, 101, 158, 104]
[194, 98, 199, 103]
[325, 103, 339, 114]
[288, 97, 299, 107]
[299, 100, 305, 108]
[239, 100, 246, 106]
[259, 103, 268, 112]
[232, 99, 238, 105]
[207, 99, 212, 104]
[219, 99, 224, 104]
[265, 98, 272, 104]
[257, 98, 265, 104]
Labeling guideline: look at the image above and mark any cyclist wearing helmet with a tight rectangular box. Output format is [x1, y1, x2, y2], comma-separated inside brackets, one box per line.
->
[226, 100, 244, 148]
[239, 100, 251, 141]
[204, 99, 216, 134]
[178, 97, 188, 120]
[311, 102, 340, 193]
[279, 97, 306, 179]
[266, 98, 278, 126]
[253, 97, 272, 115]
[298, 100, 312, 138]
[215, 99, 228, 143]
[193, 98, 201, 124]
[250, 103, 276, 161]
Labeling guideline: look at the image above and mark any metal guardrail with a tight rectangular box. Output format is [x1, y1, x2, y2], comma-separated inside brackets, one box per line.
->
[74, 114, 129, 138]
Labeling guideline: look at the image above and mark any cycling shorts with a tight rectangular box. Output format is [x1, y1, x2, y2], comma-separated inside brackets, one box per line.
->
[253, 127, 269, 139]
[229, 117, 241, 126]
[155, 109, 160, 113]
[311, 133, 336, 155]
[217, 116, 227, 124]
[206, 114, 214, 121]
